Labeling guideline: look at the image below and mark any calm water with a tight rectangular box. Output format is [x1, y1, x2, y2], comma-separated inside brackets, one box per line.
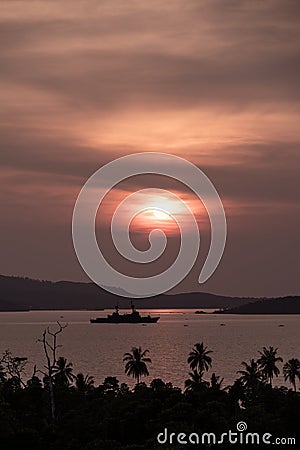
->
[0, 310, 299, 388]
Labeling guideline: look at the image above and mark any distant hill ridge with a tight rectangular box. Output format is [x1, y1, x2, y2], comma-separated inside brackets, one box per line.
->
[0, 275, 298, 312]
[216, 296, 300, 314]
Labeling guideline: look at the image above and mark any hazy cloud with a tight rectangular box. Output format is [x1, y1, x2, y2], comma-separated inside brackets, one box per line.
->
[1, 0, 299, 296]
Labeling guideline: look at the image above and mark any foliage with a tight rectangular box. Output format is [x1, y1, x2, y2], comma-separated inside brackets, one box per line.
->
[283, 358, 300, 392]
[0, 341, 299, 449]
[257, 346, 283, 386]
[123, 347, 152, 384]
[187, 342, 212, 376]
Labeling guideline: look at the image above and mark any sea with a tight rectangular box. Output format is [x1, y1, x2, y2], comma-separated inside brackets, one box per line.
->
[0, 310, 299, 389]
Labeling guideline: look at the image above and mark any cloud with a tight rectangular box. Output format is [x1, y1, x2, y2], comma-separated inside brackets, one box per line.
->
[0, 0, 299, 295]
[1, 0, 300, 113]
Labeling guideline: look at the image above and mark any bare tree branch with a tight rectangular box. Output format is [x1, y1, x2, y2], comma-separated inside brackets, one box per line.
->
[37, 321, 67, 423]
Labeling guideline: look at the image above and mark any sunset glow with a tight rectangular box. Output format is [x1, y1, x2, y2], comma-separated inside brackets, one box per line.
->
[1, 0, 299, 296]
[1, 3, 300, 445]
[102, 189, 205, 236]
[151, 209, 170, 221]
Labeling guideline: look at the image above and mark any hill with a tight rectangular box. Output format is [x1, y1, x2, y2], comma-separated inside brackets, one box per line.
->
[0, 274, 257, 311]
[216, 296, 300, 314]
[0, 297, 29, 311]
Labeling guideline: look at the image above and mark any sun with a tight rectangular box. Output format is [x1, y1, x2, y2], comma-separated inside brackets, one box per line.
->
[151, 209, 170, 221]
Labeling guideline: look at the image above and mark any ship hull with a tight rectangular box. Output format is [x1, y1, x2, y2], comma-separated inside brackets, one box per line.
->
[90, 316, 159, 324]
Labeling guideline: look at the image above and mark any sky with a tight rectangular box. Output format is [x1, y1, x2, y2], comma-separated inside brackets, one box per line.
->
[1, 0, 300, 297]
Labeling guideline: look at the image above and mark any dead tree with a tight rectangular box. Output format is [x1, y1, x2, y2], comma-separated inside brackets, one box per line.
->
[37, 321, 67, 423]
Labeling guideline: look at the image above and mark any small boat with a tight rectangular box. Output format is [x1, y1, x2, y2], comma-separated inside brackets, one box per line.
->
[90, 303, 160, 324]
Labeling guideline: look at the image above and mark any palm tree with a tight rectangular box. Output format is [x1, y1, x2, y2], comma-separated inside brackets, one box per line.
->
[75, 372, 94, 393]
[123, 347, 151, 384]
[257, 346, 283, 387]
[52, 356, 75, 387]
[187, 342, 212, 380]
[184, 370, 208, 392]
[237, 359, 263, 393]
[283, 358, 300, 392]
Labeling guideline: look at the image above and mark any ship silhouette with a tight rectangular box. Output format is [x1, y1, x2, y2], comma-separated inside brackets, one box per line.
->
[90, 302, 160, 324]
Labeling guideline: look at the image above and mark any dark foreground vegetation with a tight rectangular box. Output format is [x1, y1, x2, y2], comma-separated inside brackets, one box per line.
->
[0, 324, 299, 449]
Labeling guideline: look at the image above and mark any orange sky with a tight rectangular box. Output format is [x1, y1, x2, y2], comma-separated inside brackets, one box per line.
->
[1, 0, 300, 296]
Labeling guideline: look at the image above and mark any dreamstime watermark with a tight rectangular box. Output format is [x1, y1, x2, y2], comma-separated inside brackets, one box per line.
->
[72, 152, 227, 298]
[157, 421, 296, 446]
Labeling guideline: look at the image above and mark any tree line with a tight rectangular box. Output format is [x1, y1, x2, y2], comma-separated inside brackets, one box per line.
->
[0, 323, 299, 449]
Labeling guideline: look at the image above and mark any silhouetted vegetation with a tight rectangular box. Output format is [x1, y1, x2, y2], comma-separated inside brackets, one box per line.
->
[283, 359, 300, 392]
[0, 331, 299, 449]
[123, 347, 152, 384]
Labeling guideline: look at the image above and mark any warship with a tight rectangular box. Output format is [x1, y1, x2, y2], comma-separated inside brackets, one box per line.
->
[90, 303, 160, 324]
